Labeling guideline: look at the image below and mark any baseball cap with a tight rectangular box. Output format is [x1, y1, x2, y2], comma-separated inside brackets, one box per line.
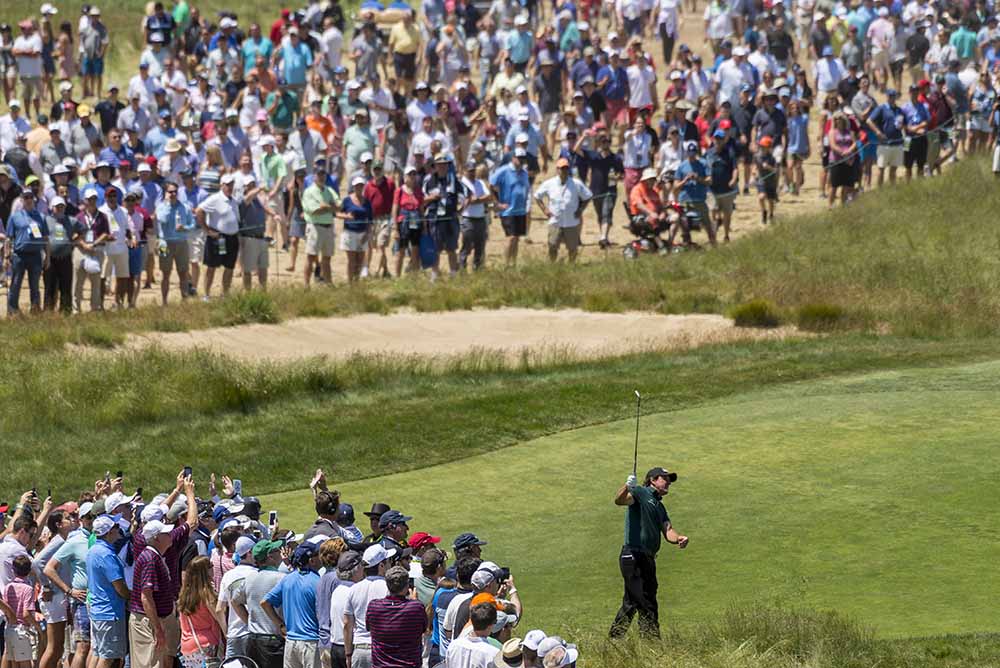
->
[523, 630, 547, 651]
[337, 550, 362, 572]
[78, 502, 96, 518]
[351, 175, 366, 187]
[234, 535, 257, 557]
[378, 509, 413, 529]
[360, 151, 374, 163]
[641, 167, 658, 181]
[141, 520, 173, 542]
[712, 129, 726, 139]
[822, 45, 833, 56]
[408, 532, 441, 549]
[886, 88, 899, 97]
[8, 99, 20, 109]
[291, 542, 319, 567]
[513, 148, 527, 157]
[104, 491, 136, 513]
[471, 562, 502, 589]
[758, 135, 774, 148]
[336, 503, 355, 525]
[684, 140, 700, 152]
[50, 196, 66, 208]
[251, 539, 284, 562]
[453, 532, 488, 550]
[220, 173, 235, 186]
[140, 504, 166, 523]
[542, 645, 579, 667]
[362, 544, 397, 567]
[646, 466, 678, 482]
[92, 514, 120, 537]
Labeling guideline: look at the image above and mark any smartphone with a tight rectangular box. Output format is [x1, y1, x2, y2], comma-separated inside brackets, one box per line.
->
[47, 488, 51, 499]
[182, 466, 192, 478]
[116, 470, 123, 480]
[104, 471, 111, 483]
[31, 486, 37, 498]
[268, 510, 277, 527]
[233, 479, 242, 497]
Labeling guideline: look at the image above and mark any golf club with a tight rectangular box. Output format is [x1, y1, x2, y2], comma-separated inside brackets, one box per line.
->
[633, 390, 641, 477]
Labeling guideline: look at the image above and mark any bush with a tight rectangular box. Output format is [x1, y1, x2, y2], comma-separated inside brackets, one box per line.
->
[219, 290, 280, 326]
[729, 299, 782, 328]
[797, 303, 847, 332]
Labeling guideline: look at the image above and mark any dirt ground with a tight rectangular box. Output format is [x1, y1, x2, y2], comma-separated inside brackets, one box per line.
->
[131, 308, 800, 361]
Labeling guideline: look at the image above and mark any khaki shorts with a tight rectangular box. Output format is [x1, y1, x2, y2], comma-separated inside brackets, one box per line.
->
[103, 251, 130, 278]
[871, 50, 890, 71]
[20, 76, 42, 101]
[239, 236, 270, 272]
[129, 611, 180, 668]
[374, 216, 392, 247]
[710, 191, 736, 215]
[340, 229, 369, 252]
[158, 239, 190, 273]
[188, 229, 206, 264]
[877, 144, 904, 168]
[547, 224, 581, 252]
[305, 224, 336, 256]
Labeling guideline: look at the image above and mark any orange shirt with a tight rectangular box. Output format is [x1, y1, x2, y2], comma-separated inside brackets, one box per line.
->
[306, 113, 336, 145]
[629, 181, 661, 216]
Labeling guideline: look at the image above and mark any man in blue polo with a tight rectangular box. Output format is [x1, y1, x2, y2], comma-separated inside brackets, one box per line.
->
[866, 88, 905, 186]
[674, 142, 716, 246]
[260, 543, 321, 668]
[490, 149, 531, 267]
[609, 467, 688, 639]
[86, 515, 131, 668]
[5, 188, 50, 314]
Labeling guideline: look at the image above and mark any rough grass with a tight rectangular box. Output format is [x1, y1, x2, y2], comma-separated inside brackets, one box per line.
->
[729, 299, 782, 328]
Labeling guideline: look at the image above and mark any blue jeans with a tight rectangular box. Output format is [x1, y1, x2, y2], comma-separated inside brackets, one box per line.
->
[9, 252, 42, 314]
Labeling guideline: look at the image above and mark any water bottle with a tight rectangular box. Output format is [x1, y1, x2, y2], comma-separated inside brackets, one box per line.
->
[158, 239, 168, 258]
[217, 235, 226, 256]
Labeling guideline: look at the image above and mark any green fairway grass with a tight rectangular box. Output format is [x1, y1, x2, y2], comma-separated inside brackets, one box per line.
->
[257, 357, 1000, 640]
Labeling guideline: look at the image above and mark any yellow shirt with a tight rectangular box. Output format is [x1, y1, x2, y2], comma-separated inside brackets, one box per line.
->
[390, 22, 421, 55]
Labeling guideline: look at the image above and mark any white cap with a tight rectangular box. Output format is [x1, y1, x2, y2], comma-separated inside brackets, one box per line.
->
[536, 636, 567, 658]
[137, 163, 152, 173]
[78, 501, 95, 517]
[404, 166, 417, 175]
[141, 520, 173, 542]
[456, 80, 468, 89]
[140, 504, 166, 523]
[346, 80, 362, 90]
[41, 3, 58, 14]
[59, 80, 73, 92]
[514, 14, 528, 25]
[220, 17, 236, 28]
[258, 135, 276, 147]
[362, 543, 396, 567]
[8, 99, 20, 108]
[542, 646, 579, 667]
[235, 535, 257, 557]
[471, 561, 502, 589]
[92, 515, 117, 537]
[515, 84, 527, 94]
[50, 196, 66, 208]
[733, 46, 748, 56]
[360, 151, 374, 163]
[578, 20, 589, 29]
[104, 491, 131, 513]
[89, 6, 101, 15]
[515, 132, 529, 143]
[150, 31, 164, 42]
[220, 173, 236, 185]
[878, 6, 889, 15]
[670, 69, 682, 80]
[523, 630, 547, 651]
[351, 175, 366, 187]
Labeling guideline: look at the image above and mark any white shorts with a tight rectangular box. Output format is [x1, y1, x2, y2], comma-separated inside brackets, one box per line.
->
[103, 251, 130, 279]
[188, 229, 206, 264]
[992, 143, 1000, 173]
[239, 236, 270, 272]
[4, 624, 34, 662]
[876, 144, 904, 168]
[40, 592, 69, 623]
[340, 229, 369, 252]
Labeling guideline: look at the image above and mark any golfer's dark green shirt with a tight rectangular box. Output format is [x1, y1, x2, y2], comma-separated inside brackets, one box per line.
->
[624, 484, 670, 555]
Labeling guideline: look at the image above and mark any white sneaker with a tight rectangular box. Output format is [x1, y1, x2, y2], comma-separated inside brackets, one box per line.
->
[360, 267, 369, 278]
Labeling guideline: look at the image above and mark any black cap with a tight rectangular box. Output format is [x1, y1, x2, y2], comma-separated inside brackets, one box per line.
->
[364, 502, 391, 518]
[337, 550, 362, 571]
[453, 532, 488, 550]
[242, 497, 261, 521]
[645, 467, 678, 483]
[379, 509, 413, 529]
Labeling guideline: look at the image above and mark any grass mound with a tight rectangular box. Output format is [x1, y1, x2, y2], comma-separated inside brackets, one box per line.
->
[729, 299, 782, 328]
[796, 303, 847, 332]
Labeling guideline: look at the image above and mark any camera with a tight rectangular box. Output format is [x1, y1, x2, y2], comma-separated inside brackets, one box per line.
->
[498, 567, 511, 583]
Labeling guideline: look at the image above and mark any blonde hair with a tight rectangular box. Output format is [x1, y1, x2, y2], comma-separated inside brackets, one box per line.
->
[178, 556, 217, 615]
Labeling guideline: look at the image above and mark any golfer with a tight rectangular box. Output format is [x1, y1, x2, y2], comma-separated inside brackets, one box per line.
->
[609, 467, 688, 639]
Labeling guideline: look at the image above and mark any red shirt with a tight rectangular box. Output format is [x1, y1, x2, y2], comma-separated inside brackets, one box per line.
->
[393, 186, 424, 222]
[364, 177, 396, 217]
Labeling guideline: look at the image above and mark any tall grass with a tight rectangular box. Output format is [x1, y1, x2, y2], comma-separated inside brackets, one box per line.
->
[578, 606, 1000, 667]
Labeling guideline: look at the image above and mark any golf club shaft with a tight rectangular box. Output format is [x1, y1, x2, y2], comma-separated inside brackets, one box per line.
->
[633, 391, 641, 477]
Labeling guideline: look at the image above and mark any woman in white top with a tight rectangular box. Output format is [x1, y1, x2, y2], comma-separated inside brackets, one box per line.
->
[657, 126, 686, 199]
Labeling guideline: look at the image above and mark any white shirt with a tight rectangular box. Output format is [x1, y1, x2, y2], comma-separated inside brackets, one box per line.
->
[506, 99, 542, 126]
[101, 204, 130, 255]
[0, 536, 28, 589]
[328, 581, 353, 646]
[461, 177, 489, 218]
[441, 591, 475, 651]
[534, 175, 593, 227]
[322, 27, 344, 71]
[127, 74, 158, 111]
[406, 98, 437, 133]
[813, 56, 846, 92]
[13, 34, 44, 78]
[703, 2, 733, 40]
[748, 50, 777, 77]
[657, 0, 679, 33]
[445, 635, 500, 668]
[626, 64, 656, 108]
[218, 562, 256, 639]
[197, 191, 240, 236]
[685, 68, 712, 102]
[714, 58, 754, 107]
[622, 129, 652, 168]
[616, 0, 643, 20]
[343, 575, 388, 645]
[360, 86, 394, 131]
[0, 114, 32, 152]
[160, 68, 188, 113]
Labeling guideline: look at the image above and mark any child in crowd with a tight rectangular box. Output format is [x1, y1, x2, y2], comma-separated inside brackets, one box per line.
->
[754, 136, 780, 224]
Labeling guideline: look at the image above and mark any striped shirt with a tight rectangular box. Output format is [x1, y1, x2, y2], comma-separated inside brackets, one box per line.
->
[366, 595, 427, 668]
[129, 546, 174, 617]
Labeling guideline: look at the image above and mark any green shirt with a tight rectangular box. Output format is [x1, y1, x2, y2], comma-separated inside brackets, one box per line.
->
[258, 152, 288, 190]
[949, 27, 977, 60]
[624, 484, 670, 555]
[172, 1, 190, 31]
[302, 183, 340, 225]
[342, 125, 376, 165]
[266, 90, 299, 130]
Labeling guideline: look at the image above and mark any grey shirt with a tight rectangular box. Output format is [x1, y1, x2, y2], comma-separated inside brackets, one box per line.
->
[236, 568, 287, 636]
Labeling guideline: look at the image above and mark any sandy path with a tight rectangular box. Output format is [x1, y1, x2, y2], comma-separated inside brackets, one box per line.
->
[130, 308, 798, 361]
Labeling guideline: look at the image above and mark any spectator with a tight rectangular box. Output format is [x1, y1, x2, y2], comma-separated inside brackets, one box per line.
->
[343, 544, 394, 668]
[261, 542, 323, 668]
[178, 557, 227, 668]
[366, 565, 427, 668]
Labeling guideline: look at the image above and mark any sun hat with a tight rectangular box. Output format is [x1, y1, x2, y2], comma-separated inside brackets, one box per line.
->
[640, 167, 658, 181]
[362, 544, 396, 567]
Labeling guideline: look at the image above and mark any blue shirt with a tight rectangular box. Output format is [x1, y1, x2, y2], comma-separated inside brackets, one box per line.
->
[99, 144, 136, 171]
[674, 158, 709, 202]
[155, 200, 195, 241]
[869, 102, 904, 142]
[506, 30, 533, 65]
[902, 101, 930, 130]
[945, 73, 969, 114]
[86, 539, 127, 621]
[341, 197, 373, 233]
[503, 123, 544, 157]
[280, 42, 313, 86]
[139, 180, 163, 213]
[241, 37, 273, 75]
[263, 568, 320, 641]
[144, 126, 174, 158]
[597, 65, 629, 101]
[490, 164, 531, 216]
[6, 209, 48, 254]
[787, 114, 809, 155]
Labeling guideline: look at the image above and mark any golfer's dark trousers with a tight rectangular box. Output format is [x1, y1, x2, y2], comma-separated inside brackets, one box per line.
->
[610, 546, 660, 638]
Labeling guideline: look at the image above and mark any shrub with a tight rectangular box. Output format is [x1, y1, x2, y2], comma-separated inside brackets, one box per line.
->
[219, 290, 280, 326]
[797, 303, 847, 332]
[729, 299, 782, 328]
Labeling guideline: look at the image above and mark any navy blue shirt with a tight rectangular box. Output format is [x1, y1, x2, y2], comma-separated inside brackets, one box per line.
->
[675, 159, 709, 203]
[6, 208, 49, 254]
[869, 102, 904, 142]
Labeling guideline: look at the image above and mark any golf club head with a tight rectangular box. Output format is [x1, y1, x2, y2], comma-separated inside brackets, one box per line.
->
[634, 390, 641, 400]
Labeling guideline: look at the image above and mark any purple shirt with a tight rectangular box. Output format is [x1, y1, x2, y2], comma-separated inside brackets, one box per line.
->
[129, 546, 173, 617]
[367, 595, 427, 668]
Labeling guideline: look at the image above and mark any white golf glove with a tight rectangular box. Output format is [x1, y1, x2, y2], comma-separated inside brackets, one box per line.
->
[626, 474, 637, 488]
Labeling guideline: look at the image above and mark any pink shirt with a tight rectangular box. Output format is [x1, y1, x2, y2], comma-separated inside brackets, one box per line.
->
[180, 603, 223, 655]
[4, 578, 35, 625]
[211, 551, 234, 592]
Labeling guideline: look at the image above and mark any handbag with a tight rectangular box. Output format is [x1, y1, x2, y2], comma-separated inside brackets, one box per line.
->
[418, 225, 437, 269]
[181, 611, 221, 668]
